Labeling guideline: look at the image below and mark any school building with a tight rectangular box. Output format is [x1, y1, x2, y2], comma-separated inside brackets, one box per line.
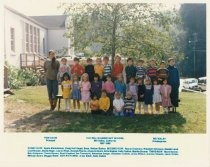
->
[2, 5, 74, 68]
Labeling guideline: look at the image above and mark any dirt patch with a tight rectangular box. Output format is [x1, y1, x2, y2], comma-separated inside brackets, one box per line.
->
[4, 99, 70, 132]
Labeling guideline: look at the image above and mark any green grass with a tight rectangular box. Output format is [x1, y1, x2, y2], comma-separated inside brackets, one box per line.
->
[5, 86, 206, 133]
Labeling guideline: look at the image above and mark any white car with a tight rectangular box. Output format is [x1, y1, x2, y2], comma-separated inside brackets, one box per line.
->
[194, 77, 206, 92]
[182, 78, 198, 89]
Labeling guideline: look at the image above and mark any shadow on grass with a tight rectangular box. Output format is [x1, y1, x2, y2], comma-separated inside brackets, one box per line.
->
[7, 109, 187, 133]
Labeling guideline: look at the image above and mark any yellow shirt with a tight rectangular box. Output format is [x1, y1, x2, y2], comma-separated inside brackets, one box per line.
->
[99, 96, 110, 112]
[61, 80, 71, 99]
[90, 100, 99, 111]
[94, 64, 104, 78]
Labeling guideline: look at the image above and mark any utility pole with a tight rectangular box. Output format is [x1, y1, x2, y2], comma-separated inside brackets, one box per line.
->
[193, 33, 198, 77]
[189, 32, 198, 77]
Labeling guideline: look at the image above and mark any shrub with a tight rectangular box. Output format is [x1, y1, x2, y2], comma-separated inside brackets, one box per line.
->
[8, 66, 41, 89]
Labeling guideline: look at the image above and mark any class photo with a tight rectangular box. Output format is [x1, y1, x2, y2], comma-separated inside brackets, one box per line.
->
[3, 3, 206, 133]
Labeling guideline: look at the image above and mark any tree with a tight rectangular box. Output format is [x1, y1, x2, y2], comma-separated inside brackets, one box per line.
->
[179, 4, 206, 77]
[61, 3, 181, 65]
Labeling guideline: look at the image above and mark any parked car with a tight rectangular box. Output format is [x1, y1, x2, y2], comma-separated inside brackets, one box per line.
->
[194, 77, 206, 92]
[182, 78, 198, 89]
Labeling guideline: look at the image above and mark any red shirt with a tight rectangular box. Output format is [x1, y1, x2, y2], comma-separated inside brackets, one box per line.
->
[112, 62, 123, 77]
[71, 64, 84, 77]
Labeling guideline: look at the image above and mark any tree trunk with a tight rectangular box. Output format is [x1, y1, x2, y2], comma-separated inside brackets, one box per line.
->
[111, 9, 117, 66]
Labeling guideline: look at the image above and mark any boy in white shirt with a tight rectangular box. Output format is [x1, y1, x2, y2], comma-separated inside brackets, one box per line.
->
[113, 92, 124, 116]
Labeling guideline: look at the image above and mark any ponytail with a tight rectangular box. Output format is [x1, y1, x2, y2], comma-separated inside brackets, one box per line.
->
[49, 50, 56, 69]
[51, 57, 56, 69]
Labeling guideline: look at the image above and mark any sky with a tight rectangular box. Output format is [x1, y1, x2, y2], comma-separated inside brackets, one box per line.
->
[3, 0, 181, 16]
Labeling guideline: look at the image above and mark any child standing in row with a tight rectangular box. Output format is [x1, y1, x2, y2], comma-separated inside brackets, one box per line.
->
[71, 57, 85, 80]
[114, 74, 126, 97]
[127, 77, 138, 105]
[102, 75, 115, 114]
[61, 73, 71, 112]
[80, 73, 91, 113]
[113, 92, 124, 116]
[157, 61, 169, 84]
[153, 79, 162, 114]
[160, 79, 172, 114]
[147, 58, 157, 84]
[137, 78, 145, 114]
[94, 57, 104, 79]
[71, 74, 81, 111]
[125, 58, 137, 84]
[91, 74, 102, 99]
[102, 56, 112, 82]
[167, 58, 180, 112]
[136, 59, 146, 79]
[112, 54, 124, 81]
[85, 58, 95, 82]
[144, 78, 154, 114]
[58, 58, 71, 82]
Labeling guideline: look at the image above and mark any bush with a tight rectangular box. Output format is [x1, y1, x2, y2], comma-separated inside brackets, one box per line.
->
[8, 66, 41, 89]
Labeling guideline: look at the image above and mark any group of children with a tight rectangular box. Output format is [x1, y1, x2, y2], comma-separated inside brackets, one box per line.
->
[58, 54, 180, 117]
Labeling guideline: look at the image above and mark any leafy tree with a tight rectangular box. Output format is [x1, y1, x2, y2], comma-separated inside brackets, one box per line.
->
[61, 3, 182, 65]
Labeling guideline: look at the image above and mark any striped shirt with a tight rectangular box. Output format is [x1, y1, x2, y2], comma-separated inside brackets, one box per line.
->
[147, 66, 157, 78]
[157, 68, 169, 80]
[136, 66, 145, 78]
[124, 98, 135, 110]
[103, 64, 112, 76]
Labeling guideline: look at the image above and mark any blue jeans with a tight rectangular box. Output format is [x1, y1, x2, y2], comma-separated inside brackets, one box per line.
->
[114, 111, 124, 116]
[46, 79, 59, 100]
[124, 109, 134, 117]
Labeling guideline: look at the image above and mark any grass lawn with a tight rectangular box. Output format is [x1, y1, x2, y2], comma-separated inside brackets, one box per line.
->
[4, 86, 206, 133]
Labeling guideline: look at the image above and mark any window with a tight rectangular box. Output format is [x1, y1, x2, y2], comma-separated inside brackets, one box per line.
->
[25, 23, 29, 52]
[10, 28, 15, 52]
[37, 29, 40, 53]
[30, 25, 33, 52]
[43, 38, 45, 54]
[24, 23, 40, 53]
[34, 27, 37, 52]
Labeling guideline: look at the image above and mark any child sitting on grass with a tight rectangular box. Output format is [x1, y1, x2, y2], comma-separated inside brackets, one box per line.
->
[113, 92, 124, 116]
[90, 94, 100, 114]
[98, 90, 110, 115]
[124, 91, 136, 117]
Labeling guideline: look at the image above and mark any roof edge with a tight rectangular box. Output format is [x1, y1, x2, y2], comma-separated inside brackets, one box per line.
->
[4, 5, 48, 29]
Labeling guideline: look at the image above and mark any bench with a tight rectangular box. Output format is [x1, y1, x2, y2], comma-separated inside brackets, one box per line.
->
[56, 95, 63, 111]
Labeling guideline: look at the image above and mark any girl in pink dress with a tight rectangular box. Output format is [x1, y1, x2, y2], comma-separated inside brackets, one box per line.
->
[80, 73, 91, 112]
[160, 79, 172, 114]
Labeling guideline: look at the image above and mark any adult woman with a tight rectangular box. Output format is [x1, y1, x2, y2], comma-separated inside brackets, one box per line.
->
[44, 50, 60, 111]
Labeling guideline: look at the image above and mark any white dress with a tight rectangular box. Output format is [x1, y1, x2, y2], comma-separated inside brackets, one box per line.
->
[153, 85, 162, 103]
